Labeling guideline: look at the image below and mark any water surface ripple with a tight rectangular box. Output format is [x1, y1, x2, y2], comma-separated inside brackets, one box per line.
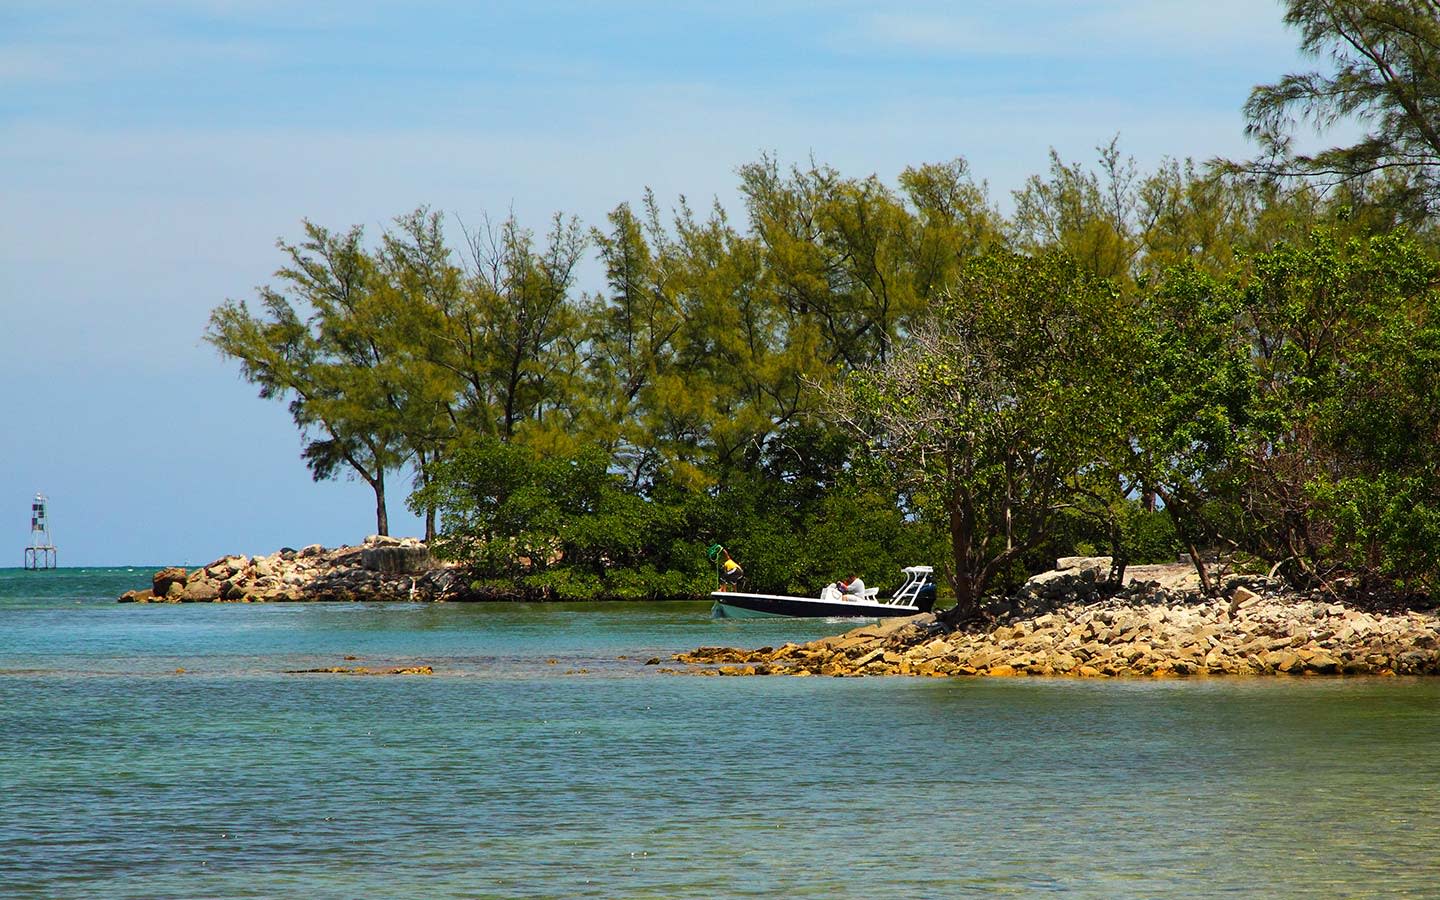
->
[3, 568, 1438, 898]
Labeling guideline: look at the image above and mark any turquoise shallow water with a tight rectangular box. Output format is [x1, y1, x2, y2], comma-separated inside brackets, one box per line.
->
[3, 568, 1440, 898]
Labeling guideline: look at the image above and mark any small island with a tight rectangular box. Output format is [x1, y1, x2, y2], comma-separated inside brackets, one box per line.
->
[134, 3, 1440, 677]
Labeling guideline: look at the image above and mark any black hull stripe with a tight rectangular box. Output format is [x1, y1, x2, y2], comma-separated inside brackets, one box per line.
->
[712, 593, 920, 619]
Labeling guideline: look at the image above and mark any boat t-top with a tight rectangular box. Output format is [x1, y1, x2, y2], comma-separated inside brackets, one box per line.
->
[711, 566, 937, 619]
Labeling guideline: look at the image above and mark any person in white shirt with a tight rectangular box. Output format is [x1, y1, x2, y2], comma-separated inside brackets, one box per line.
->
[836, 575, 866, 601]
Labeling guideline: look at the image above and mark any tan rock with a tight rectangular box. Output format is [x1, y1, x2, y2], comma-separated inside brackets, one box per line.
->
[1050, 653, 1078, 672]
[852, 648, 885, 668]
[967, 649, 1002, 669]
[181, 580, 220, 602]
[1301, 652, 1341, 674]
[1055, 555, 1112, 573]
[1265, 650, 1302, 673]
[920, 638, 954, 659]
[152, 567, 188, 596]
[1226, 581, 1261, 604]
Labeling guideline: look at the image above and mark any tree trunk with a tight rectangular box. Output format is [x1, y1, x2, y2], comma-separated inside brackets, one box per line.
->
[417, 451, 437, 543]
[946, 493, 984, 623]
[373, 468, 389, 536]
[1106, 514, 1128, 587]
[1156, 486, 1210, 594]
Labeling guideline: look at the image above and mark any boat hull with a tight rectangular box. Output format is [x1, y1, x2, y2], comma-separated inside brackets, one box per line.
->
[710, 591, 921, 619]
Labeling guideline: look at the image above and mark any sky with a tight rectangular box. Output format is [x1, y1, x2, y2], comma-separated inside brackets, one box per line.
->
[1, 0, 1317, 566]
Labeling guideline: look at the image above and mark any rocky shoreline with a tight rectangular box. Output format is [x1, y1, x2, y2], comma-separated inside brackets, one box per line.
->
[119, 535, 470, 603]
[670, 557, 1440, 678]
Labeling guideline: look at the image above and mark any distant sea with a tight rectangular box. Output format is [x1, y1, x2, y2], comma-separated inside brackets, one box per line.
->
[4, 567, 1440, 898]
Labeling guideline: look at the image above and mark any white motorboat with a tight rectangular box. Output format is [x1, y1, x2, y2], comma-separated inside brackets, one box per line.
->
[710, 566, 936, 619]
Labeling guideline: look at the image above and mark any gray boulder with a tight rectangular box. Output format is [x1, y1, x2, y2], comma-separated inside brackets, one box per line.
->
[361, 544, 434, 575]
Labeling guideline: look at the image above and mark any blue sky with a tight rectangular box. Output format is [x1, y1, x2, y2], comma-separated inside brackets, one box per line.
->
[2, 1, 1313, 565]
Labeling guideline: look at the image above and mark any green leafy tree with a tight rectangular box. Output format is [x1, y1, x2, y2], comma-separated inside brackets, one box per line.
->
[413, 438, 715, 599]
[1231, 228, 1440, 589]
[375, 208, 472, 540]
[584, 195, 687, 487]
[460, 213, 588, 443]
[738, 156, 998, 369]
[832, 251, 1135, 620]
[1012, 138, 1142, 281]
[208, 222, 414, 535]
[1125, 264, 1255, 591]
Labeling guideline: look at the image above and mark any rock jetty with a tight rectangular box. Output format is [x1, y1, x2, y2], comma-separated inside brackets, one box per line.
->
[671, 557, 1440, 678]
[119, 535, 469, 603]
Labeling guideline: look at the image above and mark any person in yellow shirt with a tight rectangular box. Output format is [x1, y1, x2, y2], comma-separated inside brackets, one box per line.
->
[720, 551, 744, 587]
[708, 544, 744, 590]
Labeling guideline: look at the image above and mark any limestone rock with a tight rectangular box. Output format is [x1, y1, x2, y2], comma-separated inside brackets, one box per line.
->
[1055, 556, 1112, 574]
[152, 567, 188, 596]
[1230, 586, 1261, 606]
[181, 580, 221, 602]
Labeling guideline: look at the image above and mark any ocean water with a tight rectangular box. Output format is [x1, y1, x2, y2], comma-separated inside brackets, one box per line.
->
[3, 568, 1440, 898]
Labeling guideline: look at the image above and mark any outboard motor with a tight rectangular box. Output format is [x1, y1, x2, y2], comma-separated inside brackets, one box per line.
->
[914, 580, 937, 612]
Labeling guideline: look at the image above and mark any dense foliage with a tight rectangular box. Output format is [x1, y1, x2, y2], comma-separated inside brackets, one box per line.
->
[210, 3, 1440, 607]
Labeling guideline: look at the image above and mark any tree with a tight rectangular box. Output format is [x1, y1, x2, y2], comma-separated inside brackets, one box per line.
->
[1244, 0, 1440, 218]
[831, 251, 1135, 620]
[1230, 228, 1440, 589]
[1125, 263, 1255, 591]
[738, 156, 1000, 369]
[375, 208, 472, 540]
[1012, 138, 1143, 281]
[413, 438, 718, 599]
[208, 222, 413, 535]
[587, 186, 834, 492]
[584, 196, 690, 488]
[459, 213, 588, 443]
